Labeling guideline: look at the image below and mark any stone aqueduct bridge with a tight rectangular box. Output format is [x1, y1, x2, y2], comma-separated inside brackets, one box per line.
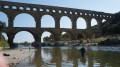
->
[0, 1, 115, 47]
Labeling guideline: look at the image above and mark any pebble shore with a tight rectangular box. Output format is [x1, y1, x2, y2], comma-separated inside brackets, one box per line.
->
[0, 48, 35, 66]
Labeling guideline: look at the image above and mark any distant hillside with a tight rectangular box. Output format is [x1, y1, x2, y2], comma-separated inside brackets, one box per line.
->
[102, 12, 120, 35]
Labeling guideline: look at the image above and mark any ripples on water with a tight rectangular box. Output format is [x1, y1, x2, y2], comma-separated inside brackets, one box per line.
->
[13, 46, 120, 67]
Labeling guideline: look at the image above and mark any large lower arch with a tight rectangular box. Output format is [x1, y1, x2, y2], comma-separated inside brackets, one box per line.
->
[77, 33, 84, 40]
[2, 32, 8, 40]
[76, 17, 87, 29]
[60, 16, 72, 29]
[60, 31, 73, 41]
[102, 19, 106, 23]
[41, 15, 55, 28]
[14, 13, 36, 27]
[0, 11, 8, 27]
[13, 31, 35, 43]
[41, 31, 55, 43]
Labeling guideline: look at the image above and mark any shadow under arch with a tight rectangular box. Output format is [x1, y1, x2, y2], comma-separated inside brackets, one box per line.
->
[76, 17, 87, 29]
[60, 31, 73, 41]
[77, 33, 84, 40]
[41, 14, 55, 28]
[13, 13, 36, 27]
[0, 11, 8, 27]
[13, 31, 35, 43]
[60, 16, 72, 29]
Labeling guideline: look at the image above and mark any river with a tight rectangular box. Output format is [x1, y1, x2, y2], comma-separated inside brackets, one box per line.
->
[12, 46, 120, 67]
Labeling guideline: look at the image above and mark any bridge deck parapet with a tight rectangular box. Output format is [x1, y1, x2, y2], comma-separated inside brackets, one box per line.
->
[0, 1, 114, 19]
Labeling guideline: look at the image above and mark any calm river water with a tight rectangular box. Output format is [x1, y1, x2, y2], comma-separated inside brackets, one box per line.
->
[13, 46, 120, 67]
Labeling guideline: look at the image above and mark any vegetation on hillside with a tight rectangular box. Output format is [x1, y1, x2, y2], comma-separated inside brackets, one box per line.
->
[0, 21, 9, 48]
[102, 12, 120, 35]
[0, 36, 9, 48]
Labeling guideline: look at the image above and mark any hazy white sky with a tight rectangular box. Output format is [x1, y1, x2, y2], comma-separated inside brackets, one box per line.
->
[0, 0, 120, 43]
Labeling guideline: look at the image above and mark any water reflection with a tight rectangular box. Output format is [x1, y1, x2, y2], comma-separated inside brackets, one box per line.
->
[33, 49, 42, 67]
[13, 46, 120, 67]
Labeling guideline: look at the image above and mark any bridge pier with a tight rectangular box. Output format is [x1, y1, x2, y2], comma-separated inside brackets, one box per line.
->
[86, 18, 91, 29]
[33, 35, 41, 47]
[55, 16, 60, 29]
[7, 34, 16, 48]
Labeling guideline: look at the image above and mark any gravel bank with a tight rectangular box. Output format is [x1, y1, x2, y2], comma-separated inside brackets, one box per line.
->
[0, 48, 35, 66]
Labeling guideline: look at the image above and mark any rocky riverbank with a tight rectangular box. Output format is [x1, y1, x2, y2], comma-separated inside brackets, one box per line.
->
[0, 48, 35, 67]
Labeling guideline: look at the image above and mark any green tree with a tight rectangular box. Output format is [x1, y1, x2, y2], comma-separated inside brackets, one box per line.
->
[43, 36, 53, 43]
[61, 33, 70, 41]
[0, 36, 9, 48]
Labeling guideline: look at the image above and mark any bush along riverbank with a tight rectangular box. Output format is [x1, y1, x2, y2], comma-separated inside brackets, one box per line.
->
[0, 36, 9, 49]
[98, 37, 120, 46]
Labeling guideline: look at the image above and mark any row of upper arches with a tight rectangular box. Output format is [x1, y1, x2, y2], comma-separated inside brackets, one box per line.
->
[0, 11, 106, 29]
[1, 4, 113, 18]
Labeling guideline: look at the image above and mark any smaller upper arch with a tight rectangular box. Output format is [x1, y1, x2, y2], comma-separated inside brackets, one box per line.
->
[26, 7, 30, 10]
[12, 6, 17, 9]
[4, 5, 9, 9]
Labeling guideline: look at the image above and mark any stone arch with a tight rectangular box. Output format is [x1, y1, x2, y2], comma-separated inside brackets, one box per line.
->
[102, 19, 106, 23]
[60, 31, 73, 41]
[77, 33, 84, 40]
[91, 18, 98, 28]
[13, 31, 35, 43]
[0, 11, 8, 27]
[41, 31, 55, 42]
[41, 14, 55, 28]
[60, 16, 72, 29]
[14, 13, 36, 27]
[1, 32, 8, 40]
[76, 17, 87, 29]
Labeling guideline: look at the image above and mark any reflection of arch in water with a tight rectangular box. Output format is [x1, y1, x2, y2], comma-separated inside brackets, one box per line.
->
[51, 47, 62, 67]
[32, 50, 43, 67]
[86, 48, 94, 67]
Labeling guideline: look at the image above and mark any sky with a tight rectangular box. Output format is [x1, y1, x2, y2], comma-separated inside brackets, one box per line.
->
[0, 0, 120, 43]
